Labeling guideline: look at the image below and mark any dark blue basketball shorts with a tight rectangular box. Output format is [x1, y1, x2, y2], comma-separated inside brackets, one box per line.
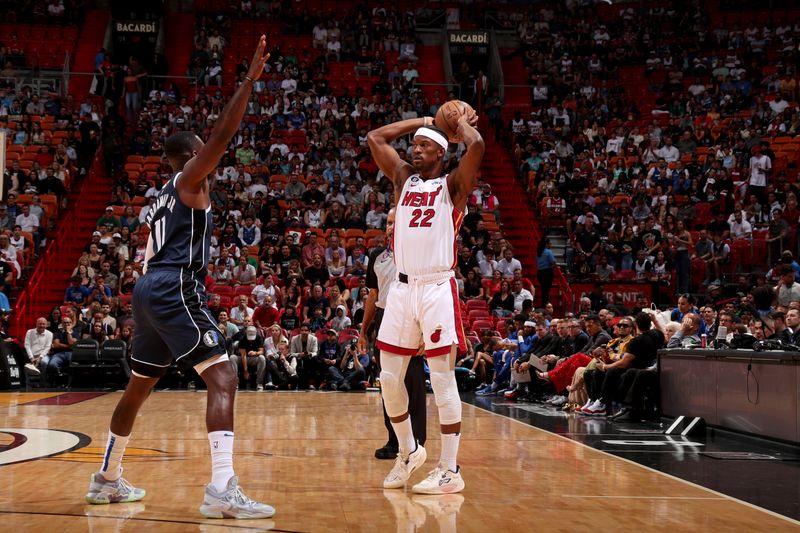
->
[131, 268, 227, 378]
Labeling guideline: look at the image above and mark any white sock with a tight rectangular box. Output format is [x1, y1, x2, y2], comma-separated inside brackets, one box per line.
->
[100, 431, 129, 481]
[390, 417, 416, 456]
[440, 432, 460, 472]
[209, 431, 235, 492]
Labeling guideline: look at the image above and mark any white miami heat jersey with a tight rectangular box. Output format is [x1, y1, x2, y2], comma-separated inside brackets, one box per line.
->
[393, 174, 464, 276]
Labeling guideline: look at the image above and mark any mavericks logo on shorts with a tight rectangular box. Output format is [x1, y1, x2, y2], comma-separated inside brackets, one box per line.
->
[430, 325, 443, 343]
[203, 330, 220, 347]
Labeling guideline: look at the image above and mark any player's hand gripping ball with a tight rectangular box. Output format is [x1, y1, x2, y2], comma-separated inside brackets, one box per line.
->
[434, 100, 476, 143]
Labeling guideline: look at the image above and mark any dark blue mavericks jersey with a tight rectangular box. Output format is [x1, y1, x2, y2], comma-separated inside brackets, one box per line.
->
[144, 172, 213, 277]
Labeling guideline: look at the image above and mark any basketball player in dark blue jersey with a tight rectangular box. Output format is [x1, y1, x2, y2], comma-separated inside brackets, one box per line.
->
[86, 36, 276, 520]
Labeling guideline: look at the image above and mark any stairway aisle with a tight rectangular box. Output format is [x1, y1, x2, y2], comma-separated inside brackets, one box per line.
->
[69, 10, 110, 98]
[22, 167, 113, 329]
[481, 138, 568, 314]
[498, 48, 531, 120]
[163, 12, 196, 98]
[415, 45, 447, 103]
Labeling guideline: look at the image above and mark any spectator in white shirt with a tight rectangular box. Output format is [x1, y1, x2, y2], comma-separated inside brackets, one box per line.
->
[230, 295, 254, 326]
[729, 211, 752, 239]
[280, 72, 297, 95]
[496, 248, 522, 279]
[15, 204, 39, 233]
[365, 203, 388, 229]
[511, 279, 534, 313]
[769, 94, 790, 116]
[748, 145, 771, 197]
[24, 317, 53, 377]
[656, 137, 680, 162]
[478, 250, 498, 278]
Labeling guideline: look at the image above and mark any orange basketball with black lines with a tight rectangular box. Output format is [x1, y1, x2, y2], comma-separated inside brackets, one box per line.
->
[435, 100, 474, 143]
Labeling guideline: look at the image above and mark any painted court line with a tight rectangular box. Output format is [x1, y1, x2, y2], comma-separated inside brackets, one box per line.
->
[466, 402, 800, 526]
[563, 495, 726, 500]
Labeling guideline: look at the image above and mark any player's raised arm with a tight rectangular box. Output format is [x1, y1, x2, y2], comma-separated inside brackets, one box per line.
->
[446, 113, 484, 210]
[367, 117, 427, 193]
[180, 36, 270, 190]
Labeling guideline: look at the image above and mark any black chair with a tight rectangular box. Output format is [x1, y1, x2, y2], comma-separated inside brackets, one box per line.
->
[68, 339, 100, 387]
[100, 339, 131, 386]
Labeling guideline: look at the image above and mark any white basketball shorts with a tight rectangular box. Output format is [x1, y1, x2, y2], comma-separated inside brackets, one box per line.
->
[376, 271, 467, 357]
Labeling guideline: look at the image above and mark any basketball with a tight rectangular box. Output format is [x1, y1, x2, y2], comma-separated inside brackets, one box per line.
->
[435, 100, 474, 142]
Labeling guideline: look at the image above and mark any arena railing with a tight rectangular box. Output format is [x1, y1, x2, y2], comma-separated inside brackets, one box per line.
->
[10, 152, 102, 339]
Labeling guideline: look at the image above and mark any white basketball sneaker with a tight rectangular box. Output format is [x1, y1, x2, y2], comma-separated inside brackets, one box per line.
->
[411, 464, 465, 495]
[383, 443, 427, 489]
[199, 476, 276, 519]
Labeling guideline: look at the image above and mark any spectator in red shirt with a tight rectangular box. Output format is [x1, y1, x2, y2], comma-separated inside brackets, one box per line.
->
[253, 295, 281, 329]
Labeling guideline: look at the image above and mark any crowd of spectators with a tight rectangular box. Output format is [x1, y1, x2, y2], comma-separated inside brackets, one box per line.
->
[460, 277, 800, 420]
[495, 2, 800, 306]
[34, 6, 525, 391]
[0, 74, 101, 322]
[13, 2, 800, 406]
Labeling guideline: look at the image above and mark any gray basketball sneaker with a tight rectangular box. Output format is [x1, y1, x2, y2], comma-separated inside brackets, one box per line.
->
[199, 476, 276, 519]
[85, 471, 146, 504]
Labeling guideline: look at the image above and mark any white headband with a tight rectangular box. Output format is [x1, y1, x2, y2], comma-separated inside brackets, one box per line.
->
[414, 127, 449, 150]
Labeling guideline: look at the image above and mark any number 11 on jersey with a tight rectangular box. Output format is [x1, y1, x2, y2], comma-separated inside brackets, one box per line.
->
[152, 217, 167, 253]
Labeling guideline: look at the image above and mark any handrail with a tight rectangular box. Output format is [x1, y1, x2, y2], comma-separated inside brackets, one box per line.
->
[10, 153, 101, 337]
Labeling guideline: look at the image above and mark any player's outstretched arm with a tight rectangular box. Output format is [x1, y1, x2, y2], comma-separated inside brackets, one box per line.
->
[181, 36, 270, 190]
[367, 117, 426, 192]
[447, 113, 484, 210]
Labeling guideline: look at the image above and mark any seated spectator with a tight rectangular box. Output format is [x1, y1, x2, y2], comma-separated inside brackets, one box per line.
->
[289, 322, 319, 390]
[495, 248, 522, 279]
[230, 295, 254, 326]
[23, 317, 53, 379]
[230, 325, 268, 390]
[666, 313, 702, 348]
[329, 337, 367, 391]
[47, 314, 78, 386]
[253, 295, 280, 329]
[490, 280, 514, 318]
[64, 275, 90, 305]
[233, 255, 258, 286]
[580, 312, 664, 416]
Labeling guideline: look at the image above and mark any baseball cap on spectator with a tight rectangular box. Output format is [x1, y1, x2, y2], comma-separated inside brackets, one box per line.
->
[93, 231, 102, 236]
[327, 329, 338, 335]
[113, 233, 122, 239]
[707, 284, 721, 292]
[105, 206, 114, 211]
[245, 326, 258, 340]
[524, 321, 536, 328]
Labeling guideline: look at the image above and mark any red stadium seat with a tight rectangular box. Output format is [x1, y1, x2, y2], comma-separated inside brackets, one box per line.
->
[213, 286, 234, 296]
[472, 320, 493, 332]
[466, 299, 488, 311]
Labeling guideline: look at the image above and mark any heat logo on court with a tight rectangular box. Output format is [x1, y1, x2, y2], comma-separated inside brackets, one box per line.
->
[0, 428, 91, 466]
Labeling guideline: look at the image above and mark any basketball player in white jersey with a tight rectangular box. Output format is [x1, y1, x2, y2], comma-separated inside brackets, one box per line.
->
[367, 110, 483, 494]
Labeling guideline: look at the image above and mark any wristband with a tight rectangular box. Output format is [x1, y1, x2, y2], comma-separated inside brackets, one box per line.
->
[244, 75, 255, 84]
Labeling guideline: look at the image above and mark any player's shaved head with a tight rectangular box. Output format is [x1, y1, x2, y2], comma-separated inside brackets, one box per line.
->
[165, 131, 203, 169]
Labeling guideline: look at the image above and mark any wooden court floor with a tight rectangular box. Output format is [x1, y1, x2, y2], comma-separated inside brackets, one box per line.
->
[1, 391, 798, 532]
